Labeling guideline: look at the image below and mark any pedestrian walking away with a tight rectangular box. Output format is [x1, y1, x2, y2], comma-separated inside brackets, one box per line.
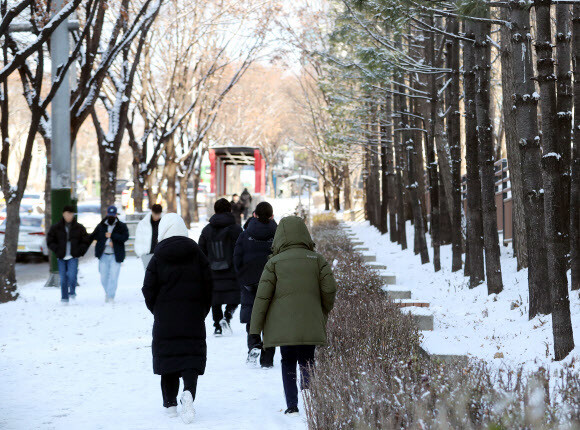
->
[46, 205, 90, 303]
[134, 204, 163, 269]
[89, 206, 129, 302]
[199, 198, 243, 336]
[250, 216, 337, 415]
[142, 213, 213, 424]
[233, 201, 277, 368]
[240, 188, 252, 220]
[230, 194, 244, 226]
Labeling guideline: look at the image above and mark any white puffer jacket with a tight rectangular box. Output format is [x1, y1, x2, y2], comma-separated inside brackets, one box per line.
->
[134, 213, 155, 257]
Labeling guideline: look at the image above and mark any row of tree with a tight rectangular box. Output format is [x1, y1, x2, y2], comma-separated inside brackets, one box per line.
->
[298, 0, 579, 361]
[0, 0, 278, 302]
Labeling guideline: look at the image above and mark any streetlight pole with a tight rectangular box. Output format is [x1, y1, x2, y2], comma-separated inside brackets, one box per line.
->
[45, 0, 72, 287]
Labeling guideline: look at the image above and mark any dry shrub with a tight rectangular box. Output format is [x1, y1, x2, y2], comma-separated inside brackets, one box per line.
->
[306, 220, 580, 429]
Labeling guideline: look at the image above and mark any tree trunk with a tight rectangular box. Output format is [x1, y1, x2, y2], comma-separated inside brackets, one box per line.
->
[323, 177, 331, 211]
[463, 22, 485, 287]
[132, 157, 144, 213]
[191, 171, 201, 223]
[439, 186, 452, 245]
[380, 102, 390, 235]
[407, 100, 429, 264]
[510, 1, 551, 316]
[426, 19, 441, 271]
[164, 137, 178, 213]
[500, 6, 528, 270]
[572, 5, 580, 291]
[447, 17, 463, 272]
[179, 174, 191, 227]
[333, 183, 341, 212]
[474, 18, 503, 295]
[394, 70, 407, 249]
[0, 202, 20, 302]
[343, 164, 352, 211]
[98, 146, 119, 217]
[535, 0, 574, 360]
[556, 3, 573, 263]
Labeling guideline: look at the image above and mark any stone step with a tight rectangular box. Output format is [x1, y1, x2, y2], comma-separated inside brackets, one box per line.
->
[383, 289, 411, 299]
[380, 273, 396, 285]
[403, 307, 434, 331]
[353, 247, 369, 252]
[368, 263, 387, 270]
[420, 333, 468, 366]
[351, 241, 365, 246]
[394, 300, 430, 308]
[362, 254, 376, 263]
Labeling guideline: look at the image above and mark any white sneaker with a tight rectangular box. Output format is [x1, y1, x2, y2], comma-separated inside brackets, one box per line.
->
[180, 390, 196, 424]
[246, 348, 261, 368]
[219, 318, 232, 336]
[165, 406, 178, 418]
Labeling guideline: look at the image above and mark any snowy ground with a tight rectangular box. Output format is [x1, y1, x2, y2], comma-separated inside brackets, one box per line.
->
[347, 220, 579, 373]
[0, 210, 307, 430]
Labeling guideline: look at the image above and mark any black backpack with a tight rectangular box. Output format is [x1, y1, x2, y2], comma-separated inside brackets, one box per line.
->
[207, 227, 233, 271]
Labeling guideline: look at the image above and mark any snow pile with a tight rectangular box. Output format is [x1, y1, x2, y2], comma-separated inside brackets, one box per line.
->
[0, 222, 306, 430]
[348, 220, 579, 372]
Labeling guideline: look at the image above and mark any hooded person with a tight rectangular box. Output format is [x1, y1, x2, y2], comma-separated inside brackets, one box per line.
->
[198, 198, 243, 336]
[233, 201, 277, 368]
[89, 205, 129, 302]
[249, 216, 337, 415]
[142, 213, 213, 423]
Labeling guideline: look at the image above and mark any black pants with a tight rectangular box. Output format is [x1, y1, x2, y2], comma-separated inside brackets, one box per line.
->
[160, 369, 199, 408]
[280, 345, 316, 409]
[212, 304, 238, 328]
[245, 324, 275, 367]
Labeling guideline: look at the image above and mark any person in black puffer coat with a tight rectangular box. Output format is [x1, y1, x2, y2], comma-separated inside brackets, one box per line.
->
[199, 198, 243, 336]
[233, 201, 277, 368]
[142, 213, 212, 423]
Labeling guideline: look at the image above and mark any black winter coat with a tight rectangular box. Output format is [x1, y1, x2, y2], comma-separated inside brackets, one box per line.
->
[231, 201, 244, 226]
[90, 218, 129, 263]
[46, 218, 90, 259]
[233, 218, 277, 323]
[142, 236, 213, 375]
[198, 212, 243, 306]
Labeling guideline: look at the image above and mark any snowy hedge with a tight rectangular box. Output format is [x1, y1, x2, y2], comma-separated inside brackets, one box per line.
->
[306, 218, 580, 429]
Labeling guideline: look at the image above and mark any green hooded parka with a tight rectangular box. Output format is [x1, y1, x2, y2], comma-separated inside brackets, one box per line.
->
[249, 216, 337, 348]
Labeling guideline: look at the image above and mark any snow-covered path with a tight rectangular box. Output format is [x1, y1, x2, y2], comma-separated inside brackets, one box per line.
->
[0, 235, 306, 430]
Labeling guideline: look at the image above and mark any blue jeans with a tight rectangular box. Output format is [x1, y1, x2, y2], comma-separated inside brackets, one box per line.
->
[99, 253, 121, 299]
[280, 345, 315, 409]
[57, 258, 78, 301]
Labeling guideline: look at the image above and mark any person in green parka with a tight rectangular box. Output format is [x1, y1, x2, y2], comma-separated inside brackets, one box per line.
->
[249, 216, 337, 415]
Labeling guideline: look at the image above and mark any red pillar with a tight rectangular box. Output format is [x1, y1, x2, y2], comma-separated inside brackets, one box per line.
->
[209, 149, 216, 194]
[254, 149, 264, 195]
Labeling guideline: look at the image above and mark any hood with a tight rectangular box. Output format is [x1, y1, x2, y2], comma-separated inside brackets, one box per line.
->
[272, 216, 314, 255]
[246, 218, 277, 241]
[154, 235, 198, 262]
[158, 213, 189, 242]
[209, 212, 236, 228]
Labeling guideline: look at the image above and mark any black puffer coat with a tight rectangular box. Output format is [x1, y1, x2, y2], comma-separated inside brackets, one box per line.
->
[46, 218, 90, 259]
[233, 217, 277, 323]
[199, 212, 243, 306]
[142, 236, 213, 375]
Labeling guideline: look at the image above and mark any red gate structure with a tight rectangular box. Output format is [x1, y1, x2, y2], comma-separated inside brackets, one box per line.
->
[208, 146, 266, 197]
